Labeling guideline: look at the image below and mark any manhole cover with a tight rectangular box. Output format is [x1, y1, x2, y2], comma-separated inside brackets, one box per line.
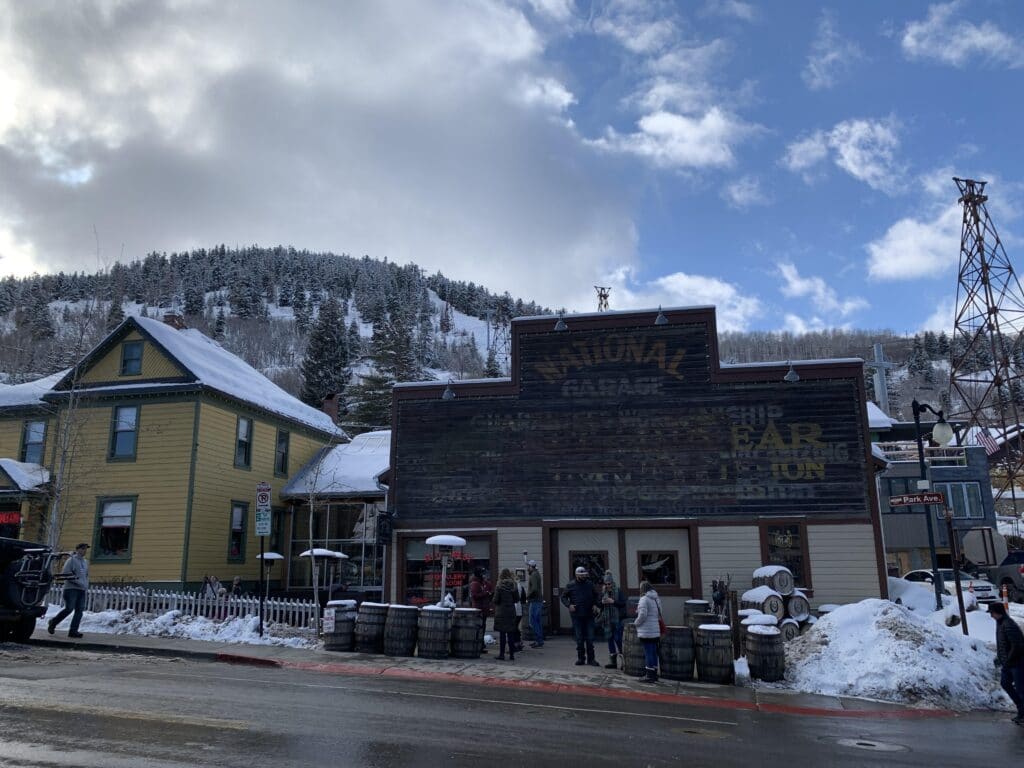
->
[836, 738, 908, 752]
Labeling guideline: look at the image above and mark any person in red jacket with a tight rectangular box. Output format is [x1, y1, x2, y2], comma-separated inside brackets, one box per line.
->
[469, 568, 493, 653]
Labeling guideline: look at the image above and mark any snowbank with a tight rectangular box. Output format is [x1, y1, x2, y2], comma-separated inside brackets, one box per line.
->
[782, 599, 1008, 710]
[46, 605, 314, 649]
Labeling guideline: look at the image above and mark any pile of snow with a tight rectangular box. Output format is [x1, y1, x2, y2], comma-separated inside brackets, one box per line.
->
[782, 599, 1008, 710]
[46, 605, 313, 649]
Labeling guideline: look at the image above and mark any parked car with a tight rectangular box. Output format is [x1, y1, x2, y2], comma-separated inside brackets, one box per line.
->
[0, 537, 57, 642]
[981, 550, 1024, 604]
[902, 569, 999, 603]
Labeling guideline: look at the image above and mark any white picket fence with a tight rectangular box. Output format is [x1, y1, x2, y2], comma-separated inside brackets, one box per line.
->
[48, 584, 319, 630]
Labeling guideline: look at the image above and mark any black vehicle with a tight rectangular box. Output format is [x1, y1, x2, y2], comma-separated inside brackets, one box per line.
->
[0, 537, 58, 642]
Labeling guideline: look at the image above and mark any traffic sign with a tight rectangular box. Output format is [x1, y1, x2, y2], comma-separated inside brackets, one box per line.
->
[888, 492, 945, 507]
[255, 481, 272, 537]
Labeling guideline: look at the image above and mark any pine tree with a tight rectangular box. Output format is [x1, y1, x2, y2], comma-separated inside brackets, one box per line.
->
[213, 308, 226, 341]
[26, 283, 55, 340]
[106, 299, 125, 331]
[344, 370, 393, 428]
[439, 302, 453, 334]
[300, 297, 351, 406]
[484, 346, 502, 377]
[348, 319, 362, 357]
[293, 286, 311, 333]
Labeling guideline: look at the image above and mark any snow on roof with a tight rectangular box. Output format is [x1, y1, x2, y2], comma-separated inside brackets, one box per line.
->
[283, 430, 390, 498]
[866, 401, 896, 430]
[871, 443, 890, 464]
[0, 459, 49, 491]
[0, 370, 67, 408]
[133, 317, 341, 436]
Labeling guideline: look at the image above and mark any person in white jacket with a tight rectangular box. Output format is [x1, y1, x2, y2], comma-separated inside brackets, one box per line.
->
[634, 580, 662, 683]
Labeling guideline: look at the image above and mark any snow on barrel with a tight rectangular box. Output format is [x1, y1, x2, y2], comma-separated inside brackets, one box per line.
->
[752, 565, 794, 596]
[741, 585, 785, 620]
[785, 589, 811, 621]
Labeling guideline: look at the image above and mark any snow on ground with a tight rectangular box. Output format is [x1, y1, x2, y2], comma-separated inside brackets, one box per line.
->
[45, 604, 314, 649]
[778, 598, 1012, 711]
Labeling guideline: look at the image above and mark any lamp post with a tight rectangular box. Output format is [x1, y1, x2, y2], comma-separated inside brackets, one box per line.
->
[911, 399, 955, 612]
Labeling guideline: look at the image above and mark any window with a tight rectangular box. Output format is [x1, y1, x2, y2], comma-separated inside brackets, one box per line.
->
[274, 430, 290, 476]
[228, 501, 247, 561]
[95, 498, 135, 561]
[234, 417, 253, 468]
[933, 482, 984, 519]
[402, 536, 491, 607]
[109, 406, 139, 460]
[569, 551, 608, 584]
[638, 551, 678, 586]
[19, 420, 46, 464]
[120, 341, 144, 375]
[761, 523, 810, 588]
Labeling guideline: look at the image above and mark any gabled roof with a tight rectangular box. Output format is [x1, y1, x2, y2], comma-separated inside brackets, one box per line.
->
[0, 459, 50, 492]
[867, 402, 896, 431]
[283, 430, 390, 498]
[55, 316, 343, 438]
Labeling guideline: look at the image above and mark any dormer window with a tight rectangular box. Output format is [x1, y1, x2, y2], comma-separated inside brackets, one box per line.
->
[120, 341, 144, 376]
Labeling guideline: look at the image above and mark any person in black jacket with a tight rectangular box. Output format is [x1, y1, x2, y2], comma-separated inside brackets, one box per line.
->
[990, 602, 1024, 725]
[561, 566, 601, 666]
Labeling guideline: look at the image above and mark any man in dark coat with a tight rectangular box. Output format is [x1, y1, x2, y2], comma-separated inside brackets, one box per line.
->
[469, 568, 493, 653]
[561, 566, 601, 666]
[990, 602, 1024, 725]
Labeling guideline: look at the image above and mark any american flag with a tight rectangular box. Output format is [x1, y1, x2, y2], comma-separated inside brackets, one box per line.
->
[974, 430, 1000, 456]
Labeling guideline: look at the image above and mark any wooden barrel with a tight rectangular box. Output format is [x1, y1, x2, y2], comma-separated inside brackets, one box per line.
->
[739, 614, 778, 653]
[779, 618, 800, 642]
[522, 602, 548, 641]
[683, 599, 711, 627]
[688, 610, 720, 632]
[696, 624, 734, 684]
[741, 586, 785, 620]
[417, 607, 452, 659]
[751, 565, 794, 596]
[746, 625, 784, 682]
[451, 608, 482, 659]
[383, 605, 419, 657]
[658, 626, 694, 681]
[323, 615, 355, 652]
[785, 591, 810, 621]
[354, 602, 389, 653]
[621, 623, 645, 676]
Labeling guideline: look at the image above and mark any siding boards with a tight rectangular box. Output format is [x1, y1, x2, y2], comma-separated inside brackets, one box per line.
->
[79, 330, 186, 384]
[497, 527, 542, 577]
[807, 524, 881, 605]
[698, 525, 761, 599]
[0, 416, 53, 461]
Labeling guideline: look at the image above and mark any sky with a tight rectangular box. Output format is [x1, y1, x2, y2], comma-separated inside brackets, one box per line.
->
[1, 0, 1022, 334]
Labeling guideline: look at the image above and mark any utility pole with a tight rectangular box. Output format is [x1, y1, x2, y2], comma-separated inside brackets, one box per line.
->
[864, 343, 896, 416]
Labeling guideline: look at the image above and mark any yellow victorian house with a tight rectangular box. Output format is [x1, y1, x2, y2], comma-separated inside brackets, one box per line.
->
[0, 314, 344, 590]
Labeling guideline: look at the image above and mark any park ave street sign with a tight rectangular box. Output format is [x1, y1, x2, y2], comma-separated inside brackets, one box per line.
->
[889, 492, 946, 507]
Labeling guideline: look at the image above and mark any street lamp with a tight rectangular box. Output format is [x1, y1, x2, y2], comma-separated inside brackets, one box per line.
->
[911, 399, 955, 612]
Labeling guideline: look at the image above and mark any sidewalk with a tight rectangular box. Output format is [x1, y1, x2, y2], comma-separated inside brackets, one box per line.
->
[28, 626, 954, 720]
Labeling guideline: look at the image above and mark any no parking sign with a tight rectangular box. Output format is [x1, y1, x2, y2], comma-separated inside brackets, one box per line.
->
[255, 481, 272, 537]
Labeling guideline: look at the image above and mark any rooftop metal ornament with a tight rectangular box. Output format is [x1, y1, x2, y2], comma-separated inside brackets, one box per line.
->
[654, 306, 668, 326]
[554, 312, 567, 332]
[442, 379, 455, 401]
[784, 362, 800, 383]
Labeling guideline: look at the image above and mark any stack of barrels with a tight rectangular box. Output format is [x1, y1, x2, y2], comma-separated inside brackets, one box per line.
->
[325, 602, 484, 660]
[743, 565, 814, 638]
[323, 599, 358, 652]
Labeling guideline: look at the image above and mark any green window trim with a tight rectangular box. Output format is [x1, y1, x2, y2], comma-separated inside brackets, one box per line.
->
[19, 419, 46, 464]
[120, 340, 144, 376]
[93, 495, 137, 562]
[274, 429, 290, 477]
[228, 500, 248, 562]
[234, 416, 253, 469]
[107, 404, 140, 462]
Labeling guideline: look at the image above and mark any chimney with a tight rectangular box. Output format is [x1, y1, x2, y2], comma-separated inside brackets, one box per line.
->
[162, 312, 187, 330]
[321, 393, 340, 424]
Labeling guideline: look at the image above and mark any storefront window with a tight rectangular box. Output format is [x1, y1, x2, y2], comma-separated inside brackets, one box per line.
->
[289, 502, 383, 591]
[638, 551, 677, 586]
[570, 551, 607, 584]
[404, 537, 491, 607]
[762, 523, 807, 587]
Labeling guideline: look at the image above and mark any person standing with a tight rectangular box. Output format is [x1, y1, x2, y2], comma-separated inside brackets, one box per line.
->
[526, 559, 545, 648]
[634, 580, 663, 684]
[512, 571, 527, 652]
[48, 543, 90, 639]
[990, 602, 1024, 725]
[492, 569, 519, 661]
[469, 567, 493, 653]
[600, 571, 627, 669]
[561, 566, 601, 666]
[229, 576, 244, 597]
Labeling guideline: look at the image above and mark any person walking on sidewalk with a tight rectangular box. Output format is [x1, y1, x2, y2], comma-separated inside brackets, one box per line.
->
[599, 571, 627, 669]
[634, 580, 663, 684]
[561, 566, 601, 667]
[990, 601, 1024, 725]
[469, 567, 493, 653]
[492, 569, 519, 661]
[526, 559, 545, 648]
[48, 543, 90, 639]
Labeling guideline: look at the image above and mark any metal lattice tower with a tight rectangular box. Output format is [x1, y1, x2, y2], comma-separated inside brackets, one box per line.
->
[483, 309, 512, 374]
[949, 177, 1024, 512]
[595, 286, 610, 311]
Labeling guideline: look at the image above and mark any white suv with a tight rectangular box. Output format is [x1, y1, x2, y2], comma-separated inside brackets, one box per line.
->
[902, 569, 999, 603]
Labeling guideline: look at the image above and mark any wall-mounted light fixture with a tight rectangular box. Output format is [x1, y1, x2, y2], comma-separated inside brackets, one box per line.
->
[784, 362, 799, 383]
[554, 312, 567, 332]
[441, 379, 455, 400]
[654, 306, 668, 326]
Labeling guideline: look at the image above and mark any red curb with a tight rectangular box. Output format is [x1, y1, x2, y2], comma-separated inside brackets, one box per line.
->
[265, 658, 958, 720]
[215, 653, 283, 668]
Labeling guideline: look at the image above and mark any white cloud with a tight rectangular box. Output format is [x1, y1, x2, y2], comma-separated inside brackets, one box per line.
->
[781, 118, 902, 191]
[902, 1, 1023, 68]
[723, 175, 769, 208]
[702, 1, 756, 22]
[517, 76, 575, 111]
[592, 2, 677, 54]
[802, 11, 865, 90]
[526, 0, 576, 23]
[919, 295, 956, 333]
[589, 107, 755, 170]
[777, 262, 868, 317]
[866, 204, 961, 280]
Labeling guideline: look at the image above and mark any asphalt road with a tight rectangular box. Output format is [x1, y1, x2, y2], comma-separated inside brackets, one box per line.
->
[0, 647, 1020, 767]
